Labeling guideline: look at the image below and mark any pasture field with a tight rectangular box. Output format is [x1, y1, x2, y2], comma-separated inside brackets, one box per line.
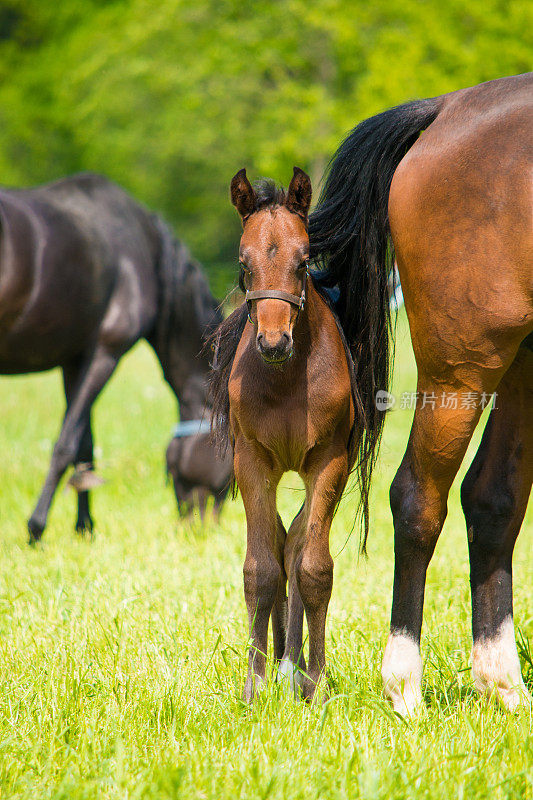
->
[0, 311, 531, 800]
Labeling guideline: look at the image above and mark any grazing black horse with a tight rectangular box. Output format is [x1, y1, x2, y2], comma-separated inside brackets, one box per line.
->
[0, 172, 227, 541]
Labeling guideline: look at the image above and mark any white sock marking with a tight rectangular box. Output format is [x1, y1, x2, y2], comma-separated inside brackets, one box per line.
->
[472, 616, 531, 711]
[277, 658, 305, 697]
[381, 632, 423, 717]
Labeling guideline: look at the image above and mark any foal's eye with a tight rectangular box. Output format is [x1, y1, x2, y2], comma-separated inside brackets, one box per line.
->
[239, 261, 251, 275]
[297, 260, 309, 273]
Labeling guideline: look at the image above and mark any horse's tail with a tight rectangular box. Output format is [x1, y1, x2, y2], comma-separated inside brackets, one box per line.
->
[309, 96, 443, 550]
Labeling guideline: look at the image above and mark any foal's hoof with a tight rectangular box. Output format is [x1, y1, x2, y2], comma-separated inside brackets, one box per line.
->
[242, 675, 265, 704]
[276, 658, 305, 698]
[27, 518, 45, 545]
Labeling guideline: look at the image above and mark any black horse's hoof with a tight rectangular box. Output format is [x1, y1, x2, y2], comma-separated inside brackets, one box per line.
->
[75, 518, 94, 538]
[27, 518, 44, 545]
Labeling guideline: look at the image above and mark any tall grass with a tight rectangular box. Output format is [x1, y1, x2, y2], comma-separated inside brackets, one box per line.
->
[0, 312, 531, 799]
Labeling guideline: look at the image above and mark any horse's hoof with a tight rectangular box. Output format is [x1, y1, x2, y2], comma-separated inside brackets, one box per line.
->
[276, 658, 305, 698]
[27, 518, 44, 545]
[381, 632, 423, 717]
[75, 519, 94, 538]
[488, 684, 532, 712]
[472, 620, 532, 712]
[67, 464, 105, 493]
[242, 674, 265, 703]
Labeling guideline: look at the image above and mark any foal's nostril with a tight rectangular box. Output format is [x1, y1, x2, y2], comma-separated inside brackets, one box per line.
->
[256, 330, 293, 362]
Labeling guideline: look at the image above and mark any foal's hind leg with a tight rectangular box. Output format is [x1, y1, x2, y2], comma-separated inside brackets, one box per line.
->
[277, 505, 307, 692]
[271, 514, 288, 662]
[234, 436, 283, 702]
[28, 346, 119, 542]
[461, 346, 532, 710]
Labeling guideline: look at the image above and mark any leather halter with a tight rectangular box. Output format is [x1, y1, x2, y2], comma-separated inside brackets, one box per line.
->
[245, 270, 307, 323]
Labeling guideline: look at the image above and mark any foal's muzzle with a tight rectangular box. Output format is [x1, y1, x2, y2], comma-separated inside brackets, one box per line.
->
[256, 331, 293, 363]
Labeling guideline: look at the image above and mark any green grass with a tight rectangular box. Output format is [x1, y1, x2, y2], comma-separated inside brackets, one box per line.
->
[0, 311, 531, 799]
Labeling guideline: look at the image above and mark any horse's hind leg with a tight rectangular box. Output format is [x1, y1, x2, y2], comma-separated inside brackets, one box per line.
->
[74, 422, 94, 534]
[28, 346, 119, 543]
[461, 345, 532, 710]
[271, 514, 288, 662]
[382, 366, 512, 716]
[277, 505, 307, 692]
[63, 363, 95, 534]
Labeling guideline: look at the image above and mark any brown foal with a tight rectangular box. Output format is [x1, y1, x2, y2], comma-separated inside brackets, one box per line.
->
[212, 168, 356, 701]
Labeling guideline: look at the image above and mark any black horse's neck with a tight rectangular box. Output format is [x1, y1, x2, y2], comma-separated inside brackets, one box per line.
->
[149, 217, 222, 421]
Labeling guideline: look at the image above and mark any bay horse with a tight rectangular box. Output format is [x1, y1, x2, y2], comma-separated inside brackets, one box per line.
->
[211, 167, 377, 702]
[0, 172, 226, 541]
[309, 73, 532, 714]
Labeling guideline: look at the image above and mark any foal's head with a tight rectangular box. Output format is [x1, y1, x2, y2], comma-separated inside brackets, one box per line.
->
[230, 167, 312, 364]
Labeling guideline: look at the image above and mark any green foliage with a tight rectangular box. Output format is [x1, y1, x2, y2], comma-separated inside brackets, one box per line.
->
[0, 0, 531, 287]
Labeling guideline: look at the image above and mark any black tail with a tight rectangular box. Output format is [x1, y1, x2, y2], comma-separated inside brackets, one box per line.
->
[309, 96, 443, 550]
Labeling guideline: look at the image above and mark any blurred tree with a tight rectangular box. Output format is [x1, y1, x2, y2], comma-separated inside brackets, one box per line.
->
[0, 0, 531, 292]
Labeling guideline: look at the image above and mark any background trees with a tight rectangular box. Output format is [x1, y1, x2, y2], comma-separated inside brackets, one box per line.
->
[0, 0, 531, 292]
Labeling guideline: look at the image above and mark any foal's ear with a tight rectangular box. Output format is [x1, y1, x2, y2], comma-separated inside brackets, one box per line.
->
[286, 167, 312, 222]
[230, 168, 256, 222]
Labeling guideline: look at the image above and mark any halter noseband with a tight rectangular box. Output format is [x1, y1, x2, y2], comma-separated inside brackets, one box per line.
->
[244, 270, 308, 323]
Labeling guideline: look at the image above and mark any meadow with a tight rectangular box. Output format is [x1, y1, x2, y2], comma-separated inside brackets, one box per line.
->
[0, 311, 531, 799]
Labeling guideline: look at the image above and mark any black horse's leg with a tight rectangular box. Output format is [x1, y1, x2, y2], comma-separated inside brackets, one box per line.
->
[28, 347, 119, 543]
[74, 422, 94, 535]
[63, 364, 94, 535]
[461, 346, 532, 709]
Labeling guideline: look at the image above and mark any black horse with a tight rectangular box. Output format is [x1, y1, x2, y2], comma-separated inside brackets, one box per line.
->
[0, 172, 230, 541]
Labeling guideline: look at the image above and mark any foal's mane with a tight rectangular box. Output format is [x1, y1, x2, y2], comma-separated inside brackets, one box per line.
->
[208, 301, 249, 452]
[252, 178, 286, 211]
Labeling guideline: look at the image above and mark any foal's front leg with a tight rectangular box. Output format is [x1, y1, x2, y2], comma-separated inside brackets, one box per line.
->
[297, 444, 349, 701]
[234, 436, 283, 702]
